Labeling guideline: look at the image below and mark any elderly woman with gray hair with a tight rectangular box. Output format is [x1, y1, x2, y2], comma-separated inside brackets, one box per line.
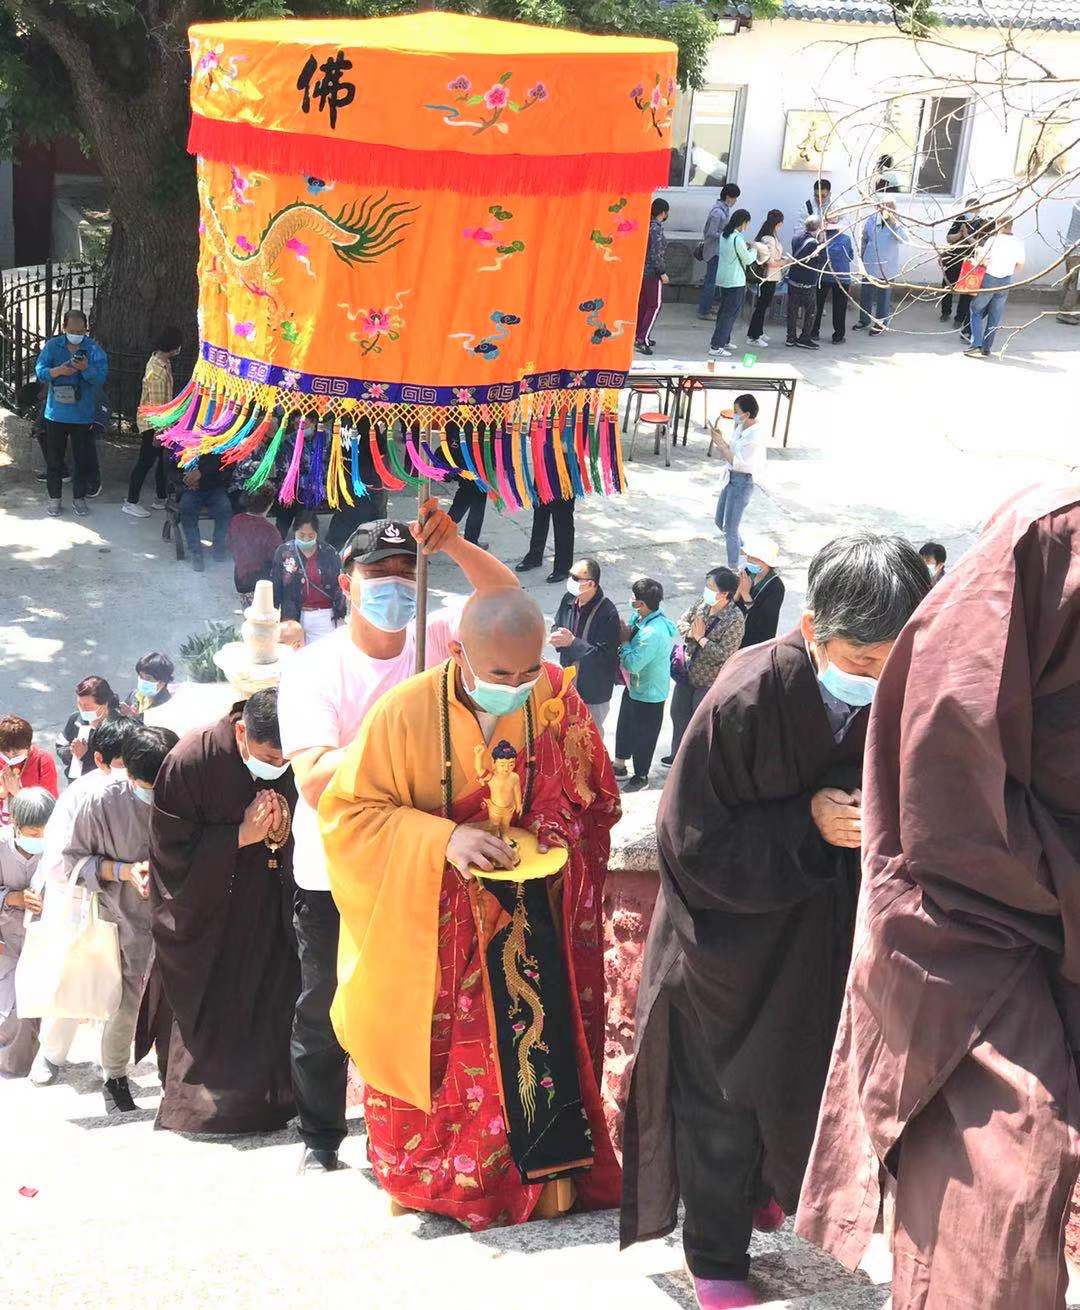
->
[621, 531, 931, 1310]
[0, 787, 55, 1075]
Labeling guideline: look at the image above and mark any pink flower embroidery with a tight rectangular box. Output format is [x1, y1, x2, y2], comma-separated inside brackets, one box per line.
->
[512, 1020, 525, 1035]
[235, 235, 255, 254]
[463, 225, 499, 245]
[459, 994, 473, 1013]
[630, 84, 644, 100]
[665, 77, 676, 97]
[362, 309, 392, 336]
[285, 237, 310, 257]
[453, 1154, 476, 1173]
[449, 75, 471, 92]
[488, 1115, 504, 1135]
[540, 1075, 554, 1090]
[453, 387, 476, 404]
[465, 1084, 484, 1102]
[528, 82, 548, 101]
[616, 219, 639, 236]
[484, 83, 510, 110]
[649, 85, 663, 110]
[232, 320, 255, 339]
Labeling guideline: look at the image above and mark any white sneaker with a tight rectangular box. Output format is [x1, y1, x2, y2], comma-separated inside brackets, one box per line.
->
[749, 335, 769, 347]
[122, 501, 151, 518]
[708, 347, 732, 358]
[150, 499, 167, 511]
[29, 1051, 61, 1086]
[47, 499, 61, 518]
[72, 499, 89, 517]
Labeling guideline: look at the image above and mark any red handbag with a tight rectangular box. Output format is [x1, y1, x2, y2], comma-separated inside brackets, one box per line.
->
[956, 259, 986, 293]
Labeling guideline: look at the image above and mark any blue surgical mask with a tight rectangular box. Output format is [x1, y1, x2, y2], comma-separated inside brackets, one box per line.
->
[66, 332, 85, 346]
[244, 752, 290, 782]
[745, 562, 763, 576]
[16, 832, 45, 855]
[817, 660, 878, 708]
[296, 538, 318, 555]
[462, 647, 539, 717]
[79, 709, 98, 723]
[129, 781, 154, 805]
[359, 578, 417, 633]
[136, 678, 159, 699]
[702, 586, 718, 605]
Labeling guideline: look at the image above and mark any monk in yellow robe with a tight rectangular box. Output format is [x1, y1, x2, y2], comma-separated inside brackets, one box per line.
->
[320, 589, 621, 1228]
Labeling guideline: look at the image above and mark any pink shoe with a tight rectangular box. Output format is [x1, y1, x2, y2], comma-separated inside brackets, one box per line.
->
[692, 1277, 760, 1309]
[752, 1197, 786, 1232]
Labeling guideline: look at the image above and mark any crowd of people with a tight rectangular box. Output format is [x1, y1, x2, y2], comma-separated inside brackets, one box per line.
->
[636, 180, 1027, 360]
[8, 448, 1080, 1310]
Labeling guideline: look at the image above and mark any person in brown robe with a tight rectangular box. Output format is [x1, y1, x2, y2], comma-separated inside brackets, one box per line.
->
[620, 532, 931, 1310]
[149, 688, 299, 1135]
[797, 485, 1080, 1310]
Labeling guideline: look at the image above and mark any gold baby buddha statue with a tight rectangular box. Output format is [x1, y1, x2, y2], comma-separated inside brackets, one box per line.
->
[474, 740, 523, 846]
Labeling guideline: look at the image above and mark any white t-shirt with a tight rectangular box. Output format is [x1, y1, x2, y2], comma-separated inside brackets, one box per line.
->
[981, 233, 1025, 279]
[731, 419, 765, 479]
[277, 608, 461, 891]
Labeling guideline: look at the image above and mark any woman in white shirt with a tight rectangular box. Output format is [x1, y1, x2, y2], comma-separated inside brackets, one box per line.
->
[747, 209, 787, 346]
[710, 394, 765, 569]
[966, 217, 1025, 359]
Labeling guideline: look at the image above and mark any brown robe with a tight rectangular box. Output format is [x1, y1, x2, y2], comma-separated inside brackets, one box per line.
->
[796, 485, 1080, 1309]
[621, 629, 869, 1248]
[148, 711, 299, 1134]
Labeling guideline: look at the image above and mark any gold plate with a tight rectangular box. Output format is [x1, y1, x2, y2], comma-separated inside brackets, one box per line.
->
[469, 827, 569, 881]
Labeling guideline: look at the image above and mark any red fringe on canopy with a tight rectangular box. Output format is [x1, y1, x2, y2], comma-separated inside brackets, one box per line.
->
[187, 114, 671, 197]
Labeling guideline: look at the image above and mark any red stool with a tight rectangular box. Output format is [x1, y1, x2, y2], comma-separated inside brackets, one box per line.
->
[629, 410, 672, 467]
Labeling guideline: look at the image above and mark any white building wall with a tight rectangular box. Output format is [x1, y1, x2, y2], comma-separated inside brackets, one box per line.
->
[658, 19, 1080, 285]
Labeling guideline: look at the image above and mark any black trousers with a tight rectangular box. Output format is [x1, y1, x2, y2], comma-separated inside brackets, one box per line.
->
[291, 889, 349, 1152]
[45, 419, 97, 500]
[670, 1001, 768, 1281]
[939, 271, 972, 327]
[448, 477, 488, 544]
[127, 429, 169, 503]
[785, 286, 816, 344]
[614, 693, 664, 778]
[813, 283, 850, 341]
[525, 497, 575, 574]
[746, 281, 777, 341]
[669, 681, 707, 760]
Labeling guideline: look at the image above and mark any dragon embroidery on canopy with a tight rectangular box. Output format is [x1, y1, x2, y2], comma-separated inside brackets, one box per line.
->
[502, 885, 548, 1129]
[199, 177, 417, 306]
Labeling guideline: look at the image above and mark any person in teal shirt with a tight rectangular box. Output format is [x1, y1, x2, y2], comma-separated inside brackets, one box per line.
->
[35, 309, 108, 517]
[614, 577, 678, 791]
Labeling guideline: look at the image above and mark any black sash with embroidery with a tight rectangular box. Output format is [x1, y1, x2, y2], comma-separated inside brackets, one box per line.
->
[479, 877, 594, 1184]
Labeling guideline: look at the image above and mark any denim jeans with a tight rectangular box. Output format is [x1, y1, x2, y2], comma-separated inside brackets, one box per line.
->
[698, 254, 720, 315]
[857, 281, 894, 328]
[715, 471, 754, 569]
[969, 275, 1011, 352]
[179, 487, 232, 559]
[710, 286, 746, 350]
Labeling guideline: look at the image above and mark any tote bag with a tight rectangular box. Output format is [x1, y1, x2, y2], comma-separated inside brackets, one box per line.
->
[15, 863, 122, 1021]
[956, 258, 986, 294]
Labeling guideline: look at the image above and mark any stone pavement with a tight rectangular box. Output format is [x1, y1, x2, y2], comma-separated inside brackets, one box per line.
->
[2, 1040, 896, 1310]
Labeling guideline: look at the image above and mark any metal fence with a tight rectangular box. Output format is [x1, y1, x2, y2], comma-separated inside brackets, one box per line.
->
[0, 261, 193, 433]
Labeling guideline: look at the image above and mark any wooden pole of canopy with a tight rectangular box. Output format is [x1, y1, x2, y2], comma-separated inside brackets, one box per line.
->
[413, 425, 431, 673]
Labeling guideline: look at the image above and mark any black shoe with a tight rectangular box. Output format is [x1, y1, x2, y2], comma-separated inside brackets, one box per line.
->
[785, 339, 797, 347]
[660, 755, 674, 768]
[853, 321, 867, 331]
[620, 775, 650, 793]
[868, 327, 885, 336]
[636, 343, 654, 356]
[612, 761, 628, 779]
[546, 570, 569, 585]
[515, 557, 542, 573]
[103, 1076, 137, 1114]
[795, 340, 819, 350]
[85, 483, 101, 499]
[298, 1147, 342, 1174]
[810, 331, 820, 341]
[832, 336, 846, 344]
[192, 555, 205, 573]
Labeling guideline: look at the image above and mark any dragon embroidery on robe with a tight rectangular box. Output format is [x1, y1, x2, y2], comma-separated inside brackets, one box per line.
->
[502, 885, 548, 1128]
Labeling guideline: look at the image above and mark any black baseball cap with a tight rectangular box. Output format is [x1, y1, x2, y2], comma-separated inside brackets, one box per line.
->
[340, 519, 418, 570]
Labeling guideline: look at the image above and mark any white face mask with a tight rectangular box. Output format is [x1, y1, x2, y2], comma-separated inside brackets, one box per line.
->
[244, 751, 290, 782]
[566, 579, 583, 597]
[702, 587, 718, 606]
[111, 766, 128, 780]
[66, 332, 85, 346]
[130, 781, 154, 806]
[0, 752, 27, 768]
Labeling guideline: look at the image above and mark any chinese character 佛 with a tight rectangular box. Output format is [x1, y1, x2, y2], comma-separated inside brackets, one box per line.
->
[296, 49, 356, 130]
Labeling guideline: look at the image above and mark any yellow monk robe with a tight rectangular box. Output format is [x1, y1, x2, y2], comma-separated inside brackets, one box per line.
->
[319, 658, 621, 1228]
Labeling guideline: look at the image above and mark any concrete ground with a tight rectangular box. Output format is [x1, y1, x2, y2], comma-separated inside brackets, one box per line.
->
[2, 297, 1079, 1308]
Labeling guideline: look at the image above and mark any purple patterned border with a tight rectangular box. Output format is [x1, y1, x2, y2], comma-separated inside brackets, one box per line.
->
[200, 341, 628, 407]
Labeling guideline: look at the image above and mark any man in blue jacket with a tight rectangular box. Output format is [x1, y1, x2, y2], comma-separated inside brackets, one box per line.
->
[786, 217, 826, 350]
[35, 309, 108, 517]
[812, 217, 856, 344]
